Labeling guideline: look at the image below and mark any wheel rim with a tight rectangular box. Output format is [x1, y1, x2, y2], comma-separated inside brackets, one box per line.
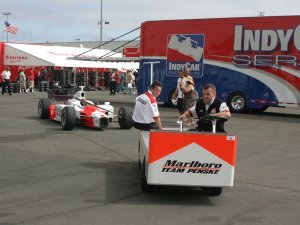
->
[231, 95, 245, 111]
[172, 97, 177, 105]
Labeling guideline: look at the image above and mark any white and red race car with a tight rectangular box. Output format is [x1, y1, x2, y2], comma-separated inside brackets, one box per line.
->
[38, 86, 134, 130]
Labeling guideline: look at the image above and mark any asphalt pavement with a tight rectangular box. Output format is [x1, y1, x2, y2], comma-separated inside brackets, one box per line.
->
[0, 90, 299, 225]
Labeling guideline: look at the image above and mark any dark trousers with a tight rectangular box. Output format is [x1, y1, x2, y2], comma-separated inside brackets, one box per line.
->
[2, 79, 12, 95]
[177, 98, 185, 114]
[110, 81, 117, 94]
[133, 122, 159, 131]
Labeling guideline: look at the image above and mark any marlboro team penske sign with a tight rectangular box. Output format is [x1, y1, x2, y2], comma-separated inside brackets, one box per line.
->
[146, 131, 237, 187]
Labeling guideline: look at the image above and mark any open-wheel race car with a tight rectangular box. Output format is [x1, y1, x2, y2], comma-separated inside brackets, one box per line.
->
[38, 86, 134, 130]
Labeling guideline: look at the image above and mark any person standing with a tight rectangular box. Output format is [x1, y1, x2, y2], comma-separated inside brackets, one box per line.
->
[124, 69, 133, 94]
[40, 67, 47, 81]
[119, 71, 125, 93]
[19, 68, 27, 93]
[132, 80, 164, 130]
[33, 67, 40, 88]
[179, 83, 231, 132]
[26, 67, 35, 93]
[180, 76, 198, 126]
[172, 70, 186, 115]
[109, 69, 117, 95]
[1, 66, 12, 95]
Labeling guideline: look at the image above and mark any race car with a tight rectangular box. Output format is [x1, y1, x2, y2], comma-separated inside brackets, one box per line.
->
[38, 86, 134, 130]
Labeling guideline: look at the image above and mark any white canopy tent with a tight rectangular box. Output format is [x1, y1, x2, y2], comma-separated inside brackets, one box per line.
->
[3, 43, 139, 70]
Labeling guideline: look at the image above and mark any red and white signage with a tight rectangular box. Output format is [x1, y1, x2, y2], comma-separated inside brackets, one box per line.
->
[123, 46, 140, 57]
[142, 131, 237, 187]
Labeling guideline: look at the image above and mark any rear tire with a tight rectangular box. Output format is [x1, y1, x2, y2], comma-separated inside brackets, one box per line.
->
[141, 159, 153, 192]
[61, 107, 76, 130]
[118, 106, 134, 129]
[203, 187, 223, 196]
[38, 98, 51, 119]
[228, 92, 248, 113]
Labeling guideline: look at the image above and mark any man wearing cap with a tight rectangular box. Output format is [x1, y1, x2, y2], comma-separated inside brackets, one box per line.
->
[179, 83, 231, 132]
[132, 80, 164, 131]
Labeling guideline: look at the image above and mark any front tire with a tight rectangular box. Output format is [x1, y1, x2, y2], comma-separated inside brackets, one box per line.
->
[167, 88, 177, 108]
[61, 107, 76, 130]
[38, 98, 51, 119]
[118, 106, 134, 129]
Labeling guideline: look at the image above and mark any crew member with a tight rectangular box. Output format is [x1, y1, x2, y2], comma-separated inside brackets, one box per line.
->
[1, 66, 12, 95]
[132, 80, 164, 130]
[179, 83, 231, 132]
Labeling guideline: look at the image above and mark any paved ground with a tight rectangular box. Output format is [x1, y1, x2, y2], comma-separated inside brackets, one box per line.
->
[0, 91, 299, 225]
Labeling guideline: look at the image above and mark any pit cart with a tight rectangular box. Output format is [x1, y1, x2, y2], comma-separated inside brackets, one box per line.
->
[138, 116, 237, 196]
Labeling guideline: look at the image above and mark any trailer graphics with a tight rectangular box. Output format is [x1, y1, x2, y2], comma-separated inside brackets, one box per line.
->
[233, 24, 300, 68]
[166, 34, 204, 77]
[139, 16, 300, 112]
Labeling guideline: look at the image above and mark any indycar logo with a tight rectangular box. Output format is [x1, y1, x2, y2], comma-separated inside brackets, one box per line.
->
[166, 34, 205, 77]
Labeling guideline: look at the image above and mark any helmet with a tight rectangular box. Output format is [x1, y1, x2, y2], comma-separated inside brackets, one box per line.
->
[80, 98, 87, 106]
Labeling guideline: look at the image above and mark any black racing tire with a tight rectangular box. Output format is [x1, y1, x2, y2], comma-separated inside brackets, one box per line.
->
[167, 88, 177, 108]
[38, 98, 51, 119]
[118, 106, 134, 129]
[203, 187, 223, 196]
[61, 107, 76, 130]
[228, 92, 248, 113]
[141, 159, 153, 192]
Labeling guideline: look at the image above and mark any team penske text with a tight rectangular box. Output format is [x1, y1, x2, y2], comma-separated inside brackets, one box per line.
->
[161, 160, 222, 174]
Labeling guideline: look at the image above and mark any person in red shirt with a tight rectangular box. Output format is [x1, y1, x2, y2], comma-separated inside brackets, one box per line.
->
[26, 67, 35, 93]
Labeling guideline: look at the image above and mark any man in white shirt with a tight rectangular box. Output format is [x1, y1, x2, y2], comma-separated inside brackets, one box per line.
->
[1, 66, 12, 95]
[132, 80, 164, 130]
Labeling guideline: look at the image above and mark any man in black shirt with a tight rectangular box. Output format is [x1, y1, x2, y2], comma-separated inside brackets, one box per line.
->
[179, 83, 231, 132]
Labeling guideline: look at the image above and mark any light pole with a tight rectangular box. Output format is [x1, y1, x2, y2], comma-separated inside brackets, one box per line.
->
[98, 0, 109, 49]
[2, 11, 11, 42]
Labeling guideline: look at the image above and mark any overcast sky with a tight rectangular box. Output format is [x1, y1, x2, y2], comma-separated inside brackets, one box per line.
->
[1, 0, 300, 44]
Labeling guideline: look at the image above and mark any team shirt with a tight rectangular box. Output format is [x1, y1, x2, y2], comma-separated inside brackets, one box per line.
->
[189, 97, 229, 117]
[2, 70, 11, 80]
[132, 91, 159, 124]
